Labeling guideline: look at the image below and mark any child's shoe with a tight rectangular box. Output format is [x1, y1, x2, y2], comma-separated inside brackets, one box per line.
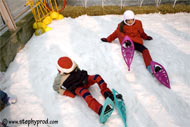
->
[7, 97, 17, 105]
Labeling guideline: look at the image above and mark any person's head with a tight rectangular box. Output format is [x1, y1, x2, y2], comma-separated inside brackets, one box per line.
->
[57, 57, 77, 75]
[123, 10, 135, 26]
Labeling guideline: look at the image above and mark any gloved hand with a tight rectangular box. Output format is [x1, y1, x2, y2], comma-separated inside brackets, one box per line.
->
[146, 36, 153, 40]
[101, 38, 108, 42]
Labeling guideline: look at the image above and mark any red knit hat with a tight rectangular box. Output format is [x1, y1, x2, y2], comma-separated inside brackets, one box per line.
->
[57, 57, 77, 74]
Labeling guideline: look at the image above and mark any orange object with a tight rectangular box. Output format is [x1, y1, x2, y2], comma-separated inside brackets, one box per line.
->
[75, 87, 102, 114]
[63, 90, 75, 98]
[44, 0, 66, 13]
[142, 49, 152, 67]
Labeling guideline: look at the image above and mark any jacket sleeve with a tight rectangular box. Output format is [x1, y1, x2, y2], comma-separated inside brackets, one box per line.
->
[107, 24, 123, 42]
[53, 74, 62, 92]
[53, 73, 75, 98]
[139, 21, 148, 40]
[63, 90, 75, 98]
[59, 88, 75, 98]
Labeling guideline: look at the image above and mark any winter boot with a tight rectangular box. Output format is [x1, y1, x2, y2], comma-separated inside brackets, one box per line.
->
[147, 65, 162, 74]
[154, 66, 162, 73]
[6, 97, 17, 105]
[98, 105, 112, 116]
[147, 65, 152, 74]
[125, 40, 131, 46]
[104, 91, 123, 101]
[123, 40, 131, 48]
[104, 91, 114, 101]
[116, 94, 123, 100]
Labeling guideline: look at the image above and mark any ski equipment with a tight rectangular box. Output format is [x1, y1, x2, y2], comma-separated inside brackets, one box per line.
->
[150, 61, 170, 88]
[99, 97, 114, 124]
[121, 36, 135, 71]
[112, 89, 127, 127]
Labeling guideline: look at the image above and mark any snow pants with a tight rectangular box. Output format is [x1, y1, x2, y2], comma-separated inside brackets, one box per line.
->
[74, 74, 112, 115]
[133, 42, 152, 67]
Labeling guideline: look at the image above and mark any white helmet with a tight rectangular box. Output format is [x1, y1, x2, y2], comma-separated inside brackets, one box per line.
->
[123, 10, 135, 26]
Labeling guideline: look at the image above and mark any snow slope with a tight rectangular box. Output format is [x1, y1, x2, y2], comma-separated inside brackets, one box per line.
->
[0, 13, 190, 127]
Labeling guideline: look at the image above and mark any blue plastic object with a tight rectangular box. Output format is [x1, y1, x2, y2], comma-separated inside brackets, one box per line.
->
[147, 65, 152, 74]
[112, 89, 127, 127]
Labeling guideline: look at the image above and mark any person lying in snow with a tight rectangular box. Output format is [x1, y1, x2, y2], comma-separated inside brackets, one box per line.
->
[0, 90, 17, 112]
[101, 10, 161, 73]
[53, 56, 122, 116]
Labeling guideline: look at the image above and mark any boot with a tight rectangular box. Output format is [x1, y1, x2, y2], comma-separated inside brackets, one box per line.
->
[6, 97, 17, 105]
[98, 105, 112, 115]
[104, 91, 114, 101]
[125, 40, 131, 46]
[155, 66, 162, 73]
[147, 65, 162, 74]
[104, 91, 123, 101]
[122, 40, 131, 48]
[116, 94, 123, 100]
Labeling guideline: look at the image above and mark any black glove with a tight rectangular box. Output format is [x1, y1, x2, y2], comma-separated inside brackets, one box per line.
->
[101, 38, 108, 42]
[146, 36, 153, 40]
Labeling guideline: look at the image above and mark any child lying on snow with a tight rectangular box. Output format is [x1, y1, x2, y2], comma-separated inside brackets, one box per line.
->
[53, 56, 122, 116]
[0, 90, 17, 112]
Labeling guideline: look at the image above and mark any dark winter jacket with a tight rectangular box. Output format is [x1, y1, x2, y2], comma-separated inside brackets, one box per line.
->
[0, 90, 7, 112]
[0, 101, 5, 111]
[53, 66, 88, 97]
[62, 68, 88, 94]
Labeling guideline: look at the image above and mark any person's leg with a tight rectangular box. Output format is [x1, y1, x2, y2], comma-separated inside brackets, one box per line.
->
[75, 87, 102, 115]
[134, 42, 152, 67]
[87, 75, 112, 98]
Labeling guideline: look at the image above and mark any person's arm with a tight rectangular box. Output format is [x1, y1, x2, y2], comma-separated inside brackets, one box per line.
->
[106, 30, 119, 42]
[59, 88, 75, 98]
[53, 74, 75, 98]
[63, 90, 75, 98]
[101, 24, 123, 42]
[139, 21, 152, 40]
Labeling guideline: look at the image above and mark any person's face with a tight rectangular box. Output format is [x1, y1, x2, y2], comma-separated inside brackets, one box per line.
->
[126, 19, 134, 25]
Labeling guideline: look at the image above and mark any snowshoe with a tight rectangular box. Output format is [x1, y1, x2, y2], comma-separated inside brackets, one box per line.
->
[112, 89, 127, 127]
[150, 61, 170, 89]
[99, 97, 114, 124]
[121, 36, 134, 71]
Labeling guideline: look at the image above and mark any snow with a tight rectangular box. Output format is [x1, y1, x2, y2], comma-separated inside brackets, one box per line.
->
[1, 13, 190, 127]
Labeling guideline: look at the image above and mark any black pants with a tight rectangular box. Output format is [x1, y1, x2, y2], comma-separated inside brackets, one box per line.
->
[133, 42, 147, 53]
